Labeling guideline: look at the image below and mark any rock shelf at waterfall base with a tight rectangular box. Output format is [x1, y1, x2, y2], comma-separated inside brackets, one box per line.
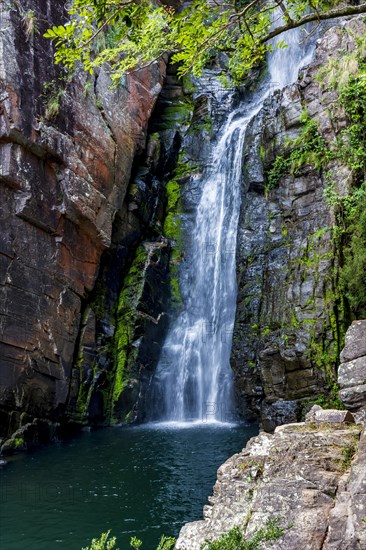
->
[176, 418, 366, 550]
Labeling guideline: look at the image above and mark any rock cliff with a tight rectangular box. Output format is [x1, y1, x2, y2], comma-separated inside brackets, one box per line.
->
[0, 0, 165, 449]
[177, 16, 366, 550]
[338, 320, 366, 423]
[1, 0, 365, 456]
[232, 18, 366, 429]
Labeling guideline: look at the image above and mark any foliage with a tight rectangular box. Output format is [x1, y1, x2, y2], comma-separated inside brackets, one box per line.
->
[316, 32, 366, 91]
[323, 69, 366, 318]
[309, 383, 344, 411]
[266, 110, 333, 191]
[82, 532, 175, 550]
[201, 518, 286, 549]
[14, 437, 25, 449]
[341, 443, 357, 471]
[155, 535, 176, 550]
[339, 195, 366, 317]
[130, 537, 142, 549]
[44, 0, 366, 86]
[82, 531, 119, 550]
[42, 79, 66, 120]
[338, 75, 366, 173]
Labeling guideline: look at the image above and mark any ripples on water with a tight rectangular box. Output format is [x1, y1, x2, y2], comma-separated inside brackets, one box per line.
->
[0, 423, 258, 549]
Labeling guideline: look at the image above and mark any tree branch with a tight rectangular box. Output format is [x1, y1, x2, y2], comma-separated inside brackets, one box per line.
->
[261, 2, 366, 44]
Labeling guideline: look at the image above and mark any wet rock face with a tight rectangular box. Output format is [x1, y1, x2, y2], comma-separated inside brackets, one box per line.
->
[0, 0, 164, 444]
[176, 415, 365, 550]
[232, 19, 366, 427]
[339, 320, 366, 422]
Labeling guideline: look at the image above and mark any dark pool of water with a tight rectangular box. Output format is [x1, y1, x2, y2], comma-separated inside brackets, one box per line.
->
[0, 422, 258, 549]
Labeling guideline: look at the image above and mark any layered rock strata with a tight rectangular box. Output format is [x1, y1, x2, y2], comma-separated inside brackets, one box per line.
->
[0, 0, 165, 447]
[177, 320, 366, 549]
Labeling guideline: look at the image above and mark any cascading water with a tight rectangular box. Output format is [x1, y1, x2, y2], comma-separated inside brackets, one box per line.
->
[149, 25, 315, 424]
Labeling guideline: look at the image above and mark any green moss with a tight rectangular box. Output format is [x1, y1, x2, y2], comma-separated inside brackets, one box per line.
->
[164, 213, 182, 307]
[189, 113, 213, 136]
[341, 442, 357, 471]
[111, 245, 150, 420]
[75, 369, 94, 421]
[113, 313, 133, 407]
[159, 98, 193, 130]
[164, 180, 181, 237]
[90, 280, 107, 321]
[302, 382, 345, 412]
[14, 437, 24, 449]
[163, 159, 199, 309]
[70, 314, 95, 423]
[181, 73, 196, 94]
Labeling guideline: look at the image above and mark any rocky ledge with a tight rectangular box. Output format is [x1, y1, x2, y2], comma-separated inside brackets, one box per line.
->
[176, 414, 366, 549]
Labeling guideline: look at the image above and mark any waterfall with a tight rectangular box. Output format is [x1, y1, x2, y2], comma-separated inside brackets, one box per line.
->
[149, 25, 315, 425]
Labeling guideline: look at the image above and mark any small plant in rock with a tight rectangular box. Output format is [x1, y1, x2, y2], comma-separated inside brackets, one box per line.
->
[341, 444, 357, 471]
[42, 80, 66, 120]
[82, 532, 175, 550]
[82, 531, 118, 550]
[265, 110, 334, 193]
[201, 517, 286, 550]
[22, 9, 39, 41]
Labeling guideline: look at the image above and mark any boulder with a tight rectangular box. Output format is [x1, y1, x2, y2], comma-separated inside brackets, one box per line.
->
[340, 320, 366, 363]
[338, 356, 366, 389]
[305, 406, 355, 424]
[338, 321, 366, 415]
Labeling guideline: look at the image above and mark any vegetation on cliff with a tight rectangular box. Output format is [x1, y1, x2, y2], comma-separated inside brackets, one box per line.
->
[267, 31, 366, 321]
[46, 0, 366, 85]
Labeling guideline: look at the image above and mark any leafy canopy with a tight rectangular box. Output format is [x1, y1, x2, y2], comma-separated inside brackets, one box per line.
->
[45, 0, 366, 84]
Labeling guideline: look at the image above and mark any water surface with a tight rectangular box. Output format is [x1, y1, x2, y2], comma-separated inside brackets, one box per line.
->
[0, 423, 258, 549]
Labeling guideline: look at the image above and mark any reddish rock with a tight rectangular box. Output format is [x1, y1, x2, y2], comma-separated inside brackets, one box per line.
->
[0, 0, 165, 443]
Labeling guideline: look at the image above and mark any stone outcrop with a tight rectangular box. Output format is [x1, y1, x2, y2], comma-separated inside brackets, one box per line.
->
[0, 0, 165, 448]
[338, 320, 366, 422]
[176, 317, 366, 549]
[176, 413, 366, 549]
[232, 18, 366, 428]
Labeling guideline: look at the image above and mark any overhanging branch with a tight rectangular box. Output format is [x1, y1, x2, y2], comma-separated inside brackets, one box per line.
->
[260, 2, 366, 43]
